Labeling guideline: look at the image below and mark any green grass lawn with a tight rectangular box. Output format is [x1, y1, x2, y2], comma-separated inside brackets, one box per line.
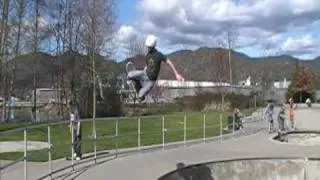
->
[0, 108, 257, 162]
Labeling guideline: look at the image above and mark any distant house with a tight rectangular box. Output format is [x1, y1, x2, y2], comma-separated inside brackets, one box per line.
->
[29, 88, 68, 104]
[273, 78, 291, 89]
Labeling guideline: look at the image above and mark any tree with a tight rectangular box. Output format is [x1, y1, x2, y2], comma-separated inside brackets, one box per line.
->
[259, 43, 280, 100]
[218, 24, 238, 85]
[127, 35, 146, 58]
[286, 65, 316, 103]
[79, 0, 117, 141]
[0, 0, 10, 122]
[210, 47, 229, 111]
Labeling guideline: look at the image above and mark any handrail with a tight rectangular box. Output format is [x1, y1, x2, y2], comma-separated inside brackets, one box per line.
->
[0, 110, 259, 133]
[0, 113, 263, 180]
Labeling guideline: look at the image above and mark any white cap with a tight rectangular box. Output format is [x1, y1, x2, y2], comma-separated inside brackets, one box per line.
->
[145, 34, 157, 47]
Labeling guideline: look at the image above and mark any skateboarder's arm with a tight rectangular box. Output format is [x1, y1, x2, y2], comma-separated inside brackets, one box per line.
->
[165, 58, 184, 81]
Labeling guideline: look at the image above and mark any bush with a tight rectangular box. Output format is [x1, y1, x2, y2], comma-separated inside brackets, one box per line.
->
[123, 102, 184, 117]
[174, 92, 263, 112]
[77, 82, 123, 118]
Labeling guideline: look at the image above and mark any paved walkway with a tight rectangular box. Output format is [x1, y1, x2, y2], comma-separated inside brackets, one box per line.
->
[1, 106, 320, 180]
[76, 107, 320, 180]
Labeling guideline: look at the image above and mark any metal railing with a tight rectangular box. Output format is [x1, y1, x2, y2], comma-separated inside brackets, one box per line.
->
[0, 111, 264, 180]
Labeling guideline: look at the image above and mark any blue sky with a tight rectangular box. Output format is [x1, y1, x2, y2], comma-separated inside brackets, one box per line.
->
[114, 0, 320, 61]
[116, 1, 137, 25]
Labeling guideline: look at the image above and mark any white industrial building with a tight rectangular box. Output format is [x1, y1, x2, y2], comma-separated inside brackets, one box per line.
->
[273, 78, 291, 89]
[156, 80, 230, 88]
[156, 76, 252, 88]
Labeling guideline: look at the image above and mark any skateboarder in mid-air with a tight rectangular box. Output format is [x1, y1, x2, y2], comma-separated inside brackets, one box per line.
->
[126, 34, 185, 103]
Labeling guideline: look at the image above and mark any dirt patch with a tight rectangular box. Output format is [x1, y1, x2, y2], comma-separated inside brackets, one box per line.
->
[0, 141, 50, 153]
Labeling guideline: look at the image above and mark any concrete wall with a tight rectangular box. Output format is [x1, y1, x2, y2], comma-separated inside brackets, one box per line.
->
[159, 159, 320, 180]
[161, 87, 254, 99]
[157, 87, 320, 104]
[266, 88, 320, 103]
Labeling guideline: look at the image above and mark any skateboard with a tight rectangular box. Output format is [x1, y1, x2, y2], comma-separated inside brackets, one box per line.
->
[125, 62, 142, 102]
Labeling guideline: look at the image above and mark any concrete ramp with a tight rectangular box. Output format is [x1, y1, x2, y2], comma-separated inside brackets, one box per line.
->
[158, 158, 320, 180]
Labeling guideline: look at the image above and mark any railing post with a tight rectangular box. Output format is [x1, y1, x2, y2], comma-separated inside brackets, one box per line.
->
[0, 158, 2, 180]
[71, 123, 74, 171]
[232, 114, 235, 134]
[94, 124, 97, 164]
[162, 116, 165, 150]
[220, 114, 223, 142]
[138, 117, 141, 150]
[261, 110, 264, 124]
[24, 129, 27, 180]
[184, 114, 187, 147]
[0, 154, 2, 180]
[47, 126, 52, 180]
[203, 113, 206, 143]
[115, 119, 119, 158]
[304, 157, 308, 180]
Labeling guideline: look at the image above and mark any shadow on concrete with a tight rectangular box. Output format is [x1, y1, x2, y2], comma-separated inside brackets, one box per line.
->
[158, 162, 214, 180]
[158, 157, 320, 180]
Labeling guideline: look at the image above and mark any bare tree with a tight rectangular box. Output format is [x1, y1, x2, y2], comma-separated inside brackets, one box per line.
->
[4, 0, 26, 121]
[210, 47, 230, 111]
[218, 24, 238, 85]
[0, 0, 10, 122]
[79, 0, 116, 140]
[260, 43, 278, 98]
[127, 35, 146, 58]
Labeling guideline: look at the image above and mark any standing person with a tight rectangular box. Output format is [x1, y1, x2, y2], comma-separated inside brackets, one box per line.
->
[288, 98, 295, 130]
[306, 98, 311, 108]
[277, 104, 286, 132]
[69, 101, 82, 160]
[264, 103, 274, 133]
[127, 34, 185, 103]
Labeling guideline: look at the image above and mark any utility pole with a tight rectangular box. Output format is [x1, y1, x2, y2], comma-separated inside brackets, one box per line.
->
[227, 31, 232, 85]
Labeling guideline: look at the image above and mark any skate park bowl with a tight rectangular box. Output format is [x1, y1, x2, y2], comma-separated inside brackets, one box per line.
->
[273, 130, 320, 146]
[158, 157, 320, 180]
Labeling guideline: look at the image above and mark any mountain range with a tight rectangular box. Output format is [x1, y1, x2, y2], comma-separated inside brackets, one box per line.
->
[6, 47, 320, 97]
[123, 47, 320, 83]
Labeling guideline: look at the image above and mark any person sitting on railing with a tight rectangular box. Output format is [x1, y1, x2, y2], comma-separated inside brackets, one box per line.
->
[226, 108, 243, 131]
[234, 108, 244, 130]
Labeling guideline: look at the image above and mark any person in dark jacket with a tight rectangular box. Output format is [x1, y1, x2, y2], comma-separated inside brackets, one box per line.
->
[278, 104, 286, 132]
[69, 101, 82, 160]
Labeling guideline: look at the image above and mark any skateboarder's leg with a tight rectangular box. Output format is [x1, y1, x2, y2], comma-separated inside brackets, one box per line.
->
[127, 70, 145, 81]
[138, 80, 155, 102]
[127, 70, 144, 93]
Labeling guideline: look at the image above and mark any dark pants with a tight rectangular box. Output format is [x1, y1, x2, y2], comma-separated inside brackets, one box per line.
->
[73, 127, 82, 157]
[278, 117, 285, 131]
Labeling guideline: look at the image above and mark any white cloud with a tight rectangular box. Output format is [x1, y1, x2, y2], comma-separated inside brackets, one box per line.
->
[116, 25, 138, 43]
[281, 34, 319, 55]
[116, 0, 320, 59]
